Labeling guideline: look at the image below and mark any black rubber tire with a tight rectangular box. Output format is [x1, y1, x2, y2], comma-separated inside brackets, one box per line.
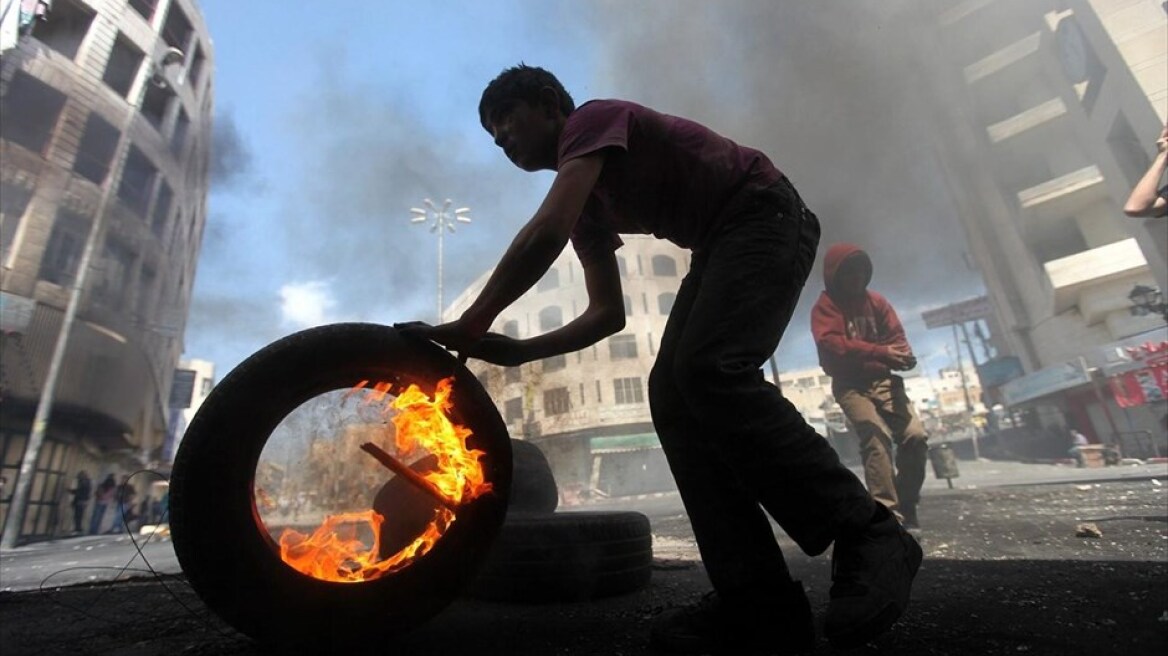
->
[509, 439, 559, 514]
[465, 511, 653, 603]
[168, 323, 512, 650]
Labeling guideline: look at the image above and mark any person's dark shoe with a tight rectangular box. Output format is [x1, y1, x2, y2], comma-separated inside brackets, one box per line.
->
[900, 504, 919, 530]
[650, 581, 815, 655]
[824, 505, 923, 649]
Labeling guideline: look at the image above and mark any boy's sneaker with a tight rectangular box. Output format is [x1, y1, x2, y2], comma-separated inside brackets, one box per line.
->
[650, 581, 815, 655]
[900, 504, 920, 530]
[824, 505, 923, 649]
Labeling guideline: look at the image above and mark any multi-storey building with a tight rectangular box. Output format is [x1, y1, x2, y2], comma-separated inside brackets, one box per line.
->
[446, 236, 688, 500]
[0, 0, 213, 544]
[910, 0, 1166, 443]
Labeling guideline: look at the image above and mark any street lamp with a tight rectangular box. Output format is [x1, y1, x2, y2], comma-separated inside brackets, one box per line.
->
[1127, 284, 1167, 321]
[409, 198, 471, 322]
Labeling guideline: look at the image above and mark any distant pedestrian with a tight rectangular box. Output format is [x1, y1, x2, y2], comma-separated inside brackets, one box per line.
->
[68, 470, 91, 535]
[1069, 428, 1091, 468]
[89, 474, 116, 535]
[110, 475, 137, 533]
[812, 243, 929, 529]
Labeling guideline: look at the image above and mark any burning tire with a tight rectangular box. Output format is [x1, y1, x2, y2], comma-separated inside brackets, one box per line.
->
[169, 323, 511, 650]
[466, 511, 653, 603]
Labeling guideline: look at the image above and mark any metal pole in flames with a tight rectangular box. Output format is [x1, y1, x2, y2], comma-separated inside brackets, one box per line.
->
[409, 199, 471, 322]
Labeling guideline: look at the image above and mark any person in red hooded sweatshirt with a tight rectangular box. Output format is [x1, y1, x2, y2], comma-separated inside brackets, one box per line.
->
[812, 244, 929, 529]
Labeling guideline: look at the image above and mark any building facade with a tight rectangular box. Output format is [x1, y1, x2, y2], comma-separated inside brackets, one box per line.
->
[0, 0, 213, 544]
[911, 0, 1167, 447]
[446, 236, 689, 501]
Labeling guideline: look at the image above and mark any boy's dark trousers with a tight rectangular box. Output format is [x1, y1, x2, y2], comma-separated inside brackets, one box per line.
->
[648, 178, 875, 601]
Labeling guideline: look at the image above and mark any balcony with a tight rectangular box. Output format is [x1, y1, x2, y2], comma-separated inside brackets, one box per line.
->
[986, 97, 1068, 146]
[1044, 238, 1149, 314]
[1017, 165, 1107, 222]
[964, 31, 1042, 86]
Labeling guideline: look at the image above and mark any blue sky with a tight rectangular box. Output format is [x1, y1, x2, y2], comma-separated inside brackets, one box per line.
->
[186, 1, 986, 381]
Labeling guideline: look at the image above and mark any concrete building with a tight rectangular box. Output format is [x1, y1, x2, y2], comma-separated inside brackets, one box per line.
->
[162, 356, 212, 463]
[911, 0, 1167, 446]
[0, 0, 213, 544]
[446, 236, 688, 500]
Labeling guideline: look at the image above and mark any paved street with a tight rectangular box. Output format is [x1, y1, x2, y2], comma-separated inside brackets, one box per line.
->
[1, 459, 1164, 593]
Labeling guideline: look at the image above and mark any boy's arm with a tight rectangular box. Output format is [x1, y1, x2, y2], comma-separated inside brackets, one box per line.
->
[876, 297, 916, 370]
[470, 251, 625, 365]
[1123, 124, 1168, 218]
[402, 153, 605, 355]
[811, 298, 894, 363]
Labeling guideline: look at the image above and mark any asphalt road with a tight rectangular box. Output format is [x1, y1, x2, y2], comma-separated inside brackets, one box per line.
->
[0, 460, 1164, 655]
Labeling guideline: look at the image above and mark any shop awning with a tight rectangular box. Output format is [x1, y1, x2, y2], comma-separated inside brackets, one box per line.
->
[590, 433, 661, 454]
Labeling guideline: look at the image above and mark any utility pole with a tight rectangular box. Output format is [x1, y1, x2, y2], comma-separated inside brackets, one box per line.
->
[410, 199, 471, 322]
[951, 323, 980, 460]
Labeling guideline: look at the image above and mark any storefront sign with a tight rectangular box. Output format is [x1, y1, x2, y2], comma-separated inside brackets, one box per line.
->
[1000, 360, 1090, 406]
[0, 292, 35, 333]
[1108, 341, 1168, 408]
[922, 296, 993, 329]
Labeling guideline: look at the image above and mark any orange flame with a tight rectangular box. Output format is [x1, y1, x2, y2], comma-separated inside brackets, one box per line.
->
[275, 377, 492, 582]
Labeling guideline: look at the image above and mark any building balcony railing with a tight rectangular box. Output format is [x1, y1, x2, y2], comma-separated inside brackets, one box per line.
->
[1017, 164, 1107, 221]
[963, 31, 1042, 85]
[1044, 238, 1149, 314]
[986, 97, 1068, 145]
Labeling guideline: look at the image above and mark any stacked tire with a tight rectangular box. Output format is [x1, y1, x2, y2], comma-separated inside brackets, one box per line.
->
[465, 440, 654, 603]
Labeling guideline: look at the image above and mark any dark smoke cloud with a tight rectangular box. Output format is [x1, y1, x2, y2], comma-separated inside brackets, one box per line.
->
[572, 0, 984, 349]
[209, 110, 253, 189]
[275, 66, 547, 324]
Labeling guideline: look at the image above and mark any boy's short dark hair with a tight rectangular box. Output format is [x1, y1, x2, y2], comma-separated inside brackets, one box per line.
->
[479, 64, 575, 130]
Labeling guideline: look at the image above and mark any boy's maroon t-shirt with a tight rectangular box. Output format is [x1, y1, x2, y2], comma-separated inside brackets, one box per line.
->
[558, 99, 783, 265]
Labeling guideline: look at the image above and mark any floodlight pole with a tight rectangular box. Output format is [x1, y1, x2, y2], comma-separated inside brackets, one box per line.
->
[409, 199, 471, 322]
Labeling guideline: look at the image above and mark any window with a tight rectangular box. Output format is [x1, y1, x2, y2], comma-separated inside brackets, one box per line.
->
[608, 335, 638, 360]
[658, 292, 676, 315]
[33, 0, 94, 60]
[200, 378, 214, 395]
[613, 377, 644, 404]
[128, 0, 157, 22]
[73, 113, 119, 185]
[1108, 113, 1151, 188]
[39, 209, 89, 285]
[1, 183, 33, 264]
[536, 267, 560, 291]
[798, 377, 815, 388]
[118, 147, 157, 217]
[0, 72, 67, 155]
[102, 35, 142, 99]
[538, 306, 563, 332]
[617, 256, 628, 278]
[171, 108, 190, 155]
[543, 388, 571, 416]
[140, 82, 174, 131]
[623, 295, 632, 316]
[504, 367, 522, 384]
[137, 266, 157, 317]
[818, 375, 831, 386]
[504, 398, 524, 423]
[161, 3, 193, 51]
[543, 354, 566, 373]
[151, 181, 172, 238]
[652, 255, 677, 277]
[93, 239, 135, 308]
[502, 320, 520, 338]
[187, 43, 206, 89]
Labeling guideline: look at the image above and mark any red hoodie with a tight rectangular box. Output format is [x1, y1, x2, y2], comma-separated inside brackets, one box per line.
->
[811, 243, 912, 384]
